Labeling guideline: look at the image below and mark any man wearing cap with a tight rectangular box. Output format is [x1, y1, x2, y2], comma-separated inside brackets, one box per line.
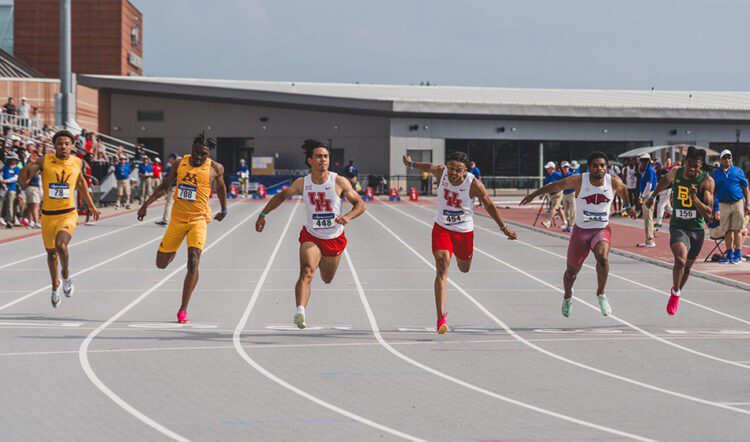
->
[138, 155, 154, 203]
[541, 161, 565, 229]
[1, 153, 20, 228]
[342, 158, 359, 187]
[156, 153, 179, 226]
[237, 158, 249, 198]
[18, 97, 30, 127]
[636, 153, 657, 247]
[624, 158, 639, 214]
[560, 161, 577, 232]
[711, 149, 749, 264]
[152, 157, 163, 191]
[653, 161, 673, 228]
[114, 155, 132, 209]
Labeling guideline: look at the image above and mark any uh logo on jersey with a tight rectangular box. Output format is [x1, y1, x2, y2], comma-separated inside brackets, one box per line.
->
[582, 193, 610, 205]
[443, 189, 462, 208]
[308, 192, 332, 212]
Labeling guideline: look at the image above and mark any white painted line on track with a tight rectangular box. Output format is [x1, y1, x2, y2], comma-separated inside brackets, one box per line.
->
[78, 203, 261, 442]
[370, 204, 750, 415]
[343, 249, 655, 441]
[232, 201, 425, 442]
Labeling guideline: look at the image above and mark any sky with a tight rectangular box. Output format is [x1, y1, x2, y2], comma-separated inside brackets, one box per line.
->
[131, 0, 750, 91]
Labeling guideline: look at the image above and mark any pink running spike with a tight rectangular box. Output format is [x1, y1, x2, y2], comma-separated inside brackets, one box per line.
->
[667, 288, 680, 316]
[437, 312, 448, 334]
[177, 310, 190, 324]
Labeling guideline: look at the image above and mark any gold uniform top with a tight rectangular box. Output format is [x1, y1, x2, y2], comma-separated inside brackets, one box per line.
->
[41, 154, 81, 214]
[171, 155, 212, 223]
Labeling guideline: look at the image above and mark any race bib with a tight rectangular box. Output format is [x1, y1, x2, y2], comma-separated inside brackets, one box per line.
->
[442, 209, 465, 225]
[582, 210, 609, 223]
[675, 209, 696, 219]
[177, 184, 197, 202]
[48, 183, 70, 199]
[312, 213, 336, 229]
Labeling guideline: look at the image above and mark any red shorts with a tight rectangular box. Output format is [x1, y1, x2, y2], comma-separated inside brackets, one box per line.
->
[431, 223, 474, 260]
[566, 225, 611, 268]
[299, 226, 347, 258]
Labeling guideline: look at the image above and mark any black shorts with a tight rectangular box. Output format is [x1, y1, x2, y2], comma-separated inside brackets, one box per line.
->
[669, 227, 705, 260]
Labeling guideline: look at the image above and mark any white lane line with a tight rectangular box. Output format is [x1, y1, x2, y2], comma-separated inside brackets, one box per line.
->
[404, 201, 750, 367]
[232, 201, 424, 442]
[369, 205, 750, 416]
[343, 249, 654, 441]
[411, 200, 750, 325]
[78, 203, 261, 442]
[0, 214, 163, 270]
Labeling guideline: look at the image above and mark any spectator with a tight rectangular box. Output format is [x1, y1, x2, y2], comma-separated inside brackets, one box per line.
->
[711, 149, 749, 264]
[134, 143, 145, 165]
[1, 153, 21, 228]
[636, 153, 657, 248]
[152, 157, 163, 190]
[138, 155, 154, 203]
[24, 167, 41, 228]
[75, 129, 87, 153]
[342, 158, 359, 187]
[237, 158, 249, 198]
[608, 161, 623, 214]
[420, 169, 431, 195]
[654, 161, 673, 228]
[468, 161, 482, 206]
[80, 153, 99, 225]
[114, 156, 132, 209]
[156, 153, 179, 226]
[624, 157, 639, 213]
[18, 97, 30, 127]
[3, 97, 15, 119]
[541, 161, 564, 229]
[560, 161, 576, 232]
[31, 107, 42, 133]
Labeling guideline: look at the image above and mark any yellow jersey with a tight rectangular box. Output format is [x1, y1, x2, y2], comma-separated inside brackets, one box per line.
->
[171, 155, 212, 223]
[41, 154, 81, 214]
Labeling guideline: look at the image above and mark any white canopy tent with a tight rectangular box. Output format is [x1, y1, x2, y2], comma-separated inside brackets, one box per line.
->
[618, 144, 721, 160]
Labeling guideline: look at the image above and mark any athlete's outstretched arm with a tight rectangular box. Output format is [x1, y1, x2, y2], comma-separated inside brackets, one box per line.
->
[472, 178, 516, 240]
[211, 162, 228, 221]
[76, 165, 101, 221]
[693, 176, 714, 219]
[138, 162, 178, 221]
[336, 175, 366, 225]
[645, 168, 677, 209]
[255, 177, 303, 232]
[519, 174, 581, 206]
[18, 155, 43, 187]
[611, 175, 637, 218]
[402, 155, 443, 179]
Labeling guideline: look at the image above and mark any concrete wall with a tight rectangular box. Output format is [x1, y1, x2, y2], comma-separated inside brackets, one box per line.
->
[108, 93, 391, 173]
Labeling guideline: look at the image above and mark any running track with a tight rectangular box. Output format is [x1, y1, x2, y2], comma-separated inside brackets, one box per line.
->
[1, 197, 749, 441]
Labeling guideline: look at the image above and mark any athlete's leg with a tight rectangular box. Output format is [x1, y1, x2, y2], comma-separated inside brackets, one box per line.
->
[670, 241, 688, 290]
[433, 250, 451, 319]
[319, 255, 342, 284]
[54, 231, 72, 280]
[156, 251, 177, 269]
[680, 259, 696, 290]
[563, 264, 583, 300]
[296, 242, 322, 308]
[456, 258, 472, 273]
[179, 247, 202, 311]
[45, 248, 59, 290]
[592, 240, 610, 295]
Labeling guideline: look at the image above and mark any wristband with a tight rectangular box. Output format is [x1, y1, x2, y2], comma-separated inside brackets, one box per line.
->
[623, 204, 632, 210]
[220, 209, 227, 214]
[260, 212, 267, 217]
[500, 225, 509, 231]
[648, 194, 655, 200]
[409, 161, 414, 170]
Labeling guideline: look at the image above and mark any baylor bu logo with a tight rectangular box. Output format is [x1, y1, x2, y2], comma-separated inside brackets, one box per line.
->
[443, 189, 462, 208]
[308, 192, 332, 212]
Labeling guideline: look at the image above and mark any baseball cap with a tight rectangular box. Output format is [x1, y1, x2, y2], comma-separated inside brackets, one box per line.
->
[545, 161, 556, 169]
[168, 153, 177, 159]
[720, 149, 732, 158]
[638, 153, 651, 160]
[154, 157, 161, 163]
[560, 161, 570, 168]
[20, 97, 27, 101]
[570, 161, 579, 169]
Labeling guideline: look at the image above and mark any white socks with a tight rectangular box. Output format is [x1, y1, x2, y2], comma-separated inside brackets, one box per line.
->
[296, 305, 305, 314]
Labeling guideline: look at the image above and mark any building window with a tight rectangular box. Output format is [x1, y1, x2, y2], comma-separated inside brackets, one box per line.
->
[137, 111, 163, 122]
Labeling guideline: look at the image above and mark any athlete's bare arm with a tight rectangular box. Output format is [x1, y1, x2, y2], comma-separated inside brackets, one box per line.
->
[76, 161, 101, 221]
[645, 168, 677, 209]
[692, 176, 715, 219]
[471, 178, 517, 239]
[255, 177, 304, 233]
[402, 155, 444, 180]
[335, 175, 366, 226]
[611, 175, 637, 218]
[519, 174, 582, 206]
[211, 161, 228, 221]
[17, 155, 43, 187]
[138, 161, 178, 221]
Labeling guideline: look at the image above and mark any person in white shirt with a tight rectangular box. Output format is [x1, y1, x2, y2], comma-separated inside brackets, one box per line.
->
[18, 97, 30, 127]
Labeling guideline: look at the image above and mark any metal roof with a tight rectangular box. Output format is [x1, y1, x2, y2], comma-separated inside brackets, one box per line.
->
[0, 49, 43, 78]
[79, 75, 750, 121]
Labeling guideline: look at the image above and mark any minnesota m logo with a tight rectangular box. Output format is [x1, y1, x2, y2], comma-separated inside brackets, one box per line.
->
[182, 173, 198, 185]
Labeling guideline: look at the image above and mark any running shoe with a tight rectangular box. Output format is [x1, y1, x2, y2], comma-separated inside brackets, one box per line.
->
[720, 253, 730, 263]
[51, 288, 61, 308]
[562, 227, 572, 233]
[597, 294, 612, 316]
[177, 310, 189, 324]
[541, 220, 551, 228]
[293, 306, 306, 329]
[636, 242, 656, 248]
[561, 297, 572, 317]
[667, 287, 680, 316]
[125, 204, 131, 210]
[62, 278, 74, 298]
[437, 312, 449, 334]
[731, 249, 742, 264]
[85, 221, 96, 226]
[154, 220, 167, 226]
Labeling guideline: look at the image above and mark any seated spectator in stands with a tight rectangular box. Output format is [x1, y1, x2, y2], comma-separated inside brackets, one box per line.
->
[114, 156, 132, 209]
[31, 107, 42, 133]
[1, 153, 21, 228]
[138, 155, 154, 203]
[18, 97, 30, 127]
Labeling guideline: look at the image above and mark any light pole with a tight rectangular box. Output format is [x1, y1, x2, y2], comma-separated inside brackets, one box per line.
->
[59, 0, 76, 128]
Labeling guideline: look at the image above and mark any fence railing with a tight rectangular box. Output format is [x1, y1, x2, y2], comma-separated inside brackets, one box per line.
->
[359, 175, 543, 196]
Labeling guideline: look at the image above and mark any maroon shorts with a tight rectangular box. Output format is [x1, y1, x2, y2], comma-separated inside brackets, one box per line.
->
[299, 226, 347, 258]
[566, 225, 611, 268]
[432, 223, 474, 260]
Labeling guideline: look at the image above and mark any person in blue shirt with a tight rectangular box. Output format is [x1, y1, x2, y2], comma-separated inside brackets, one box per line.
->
[711, 149, 749, 263]
[342, 159, 359, 186]
[114, 156, 132, 209]
[636, 153, 657, 247]
[560, 161, 577, 232]
[542, 161, 565, 228]
[236, 158, 250, 198]
[1, 154, 21, 228]
[468, 161, 482, 207]
[138, 156, 154, 203]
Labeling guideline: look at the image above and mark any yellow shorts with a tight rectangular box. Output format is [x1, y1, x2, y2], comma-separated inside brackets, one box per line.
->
[41, 212, 78, 249]
[158, 218, 207, 253]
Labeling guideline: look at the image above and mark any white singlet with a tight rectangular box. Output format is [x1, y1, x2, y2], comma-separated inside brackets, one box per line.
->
[575, 172, 614, 230]
[303, 172, 344, 239]
[434, 167, 475, 233]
